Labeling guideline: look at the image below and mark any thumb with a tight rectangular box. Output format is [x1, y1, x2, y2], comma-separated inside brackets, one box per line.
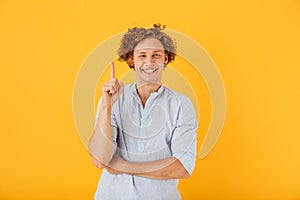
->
[118, 81, 124, 90]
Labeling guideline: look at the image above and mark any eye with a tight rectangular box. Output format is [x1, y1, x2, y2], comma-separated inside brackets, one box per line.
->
[153, 53, 161, 58]
[138, 54, 146, 58]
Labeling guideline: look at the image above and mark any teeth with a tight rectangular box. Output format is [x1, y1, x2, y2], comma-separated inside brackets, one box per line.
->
[142, 69, 157, 73]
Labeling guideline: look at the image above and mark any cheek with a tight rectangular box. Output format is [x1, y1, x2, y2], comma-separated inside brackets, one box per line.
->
[133, 59, 144, 68]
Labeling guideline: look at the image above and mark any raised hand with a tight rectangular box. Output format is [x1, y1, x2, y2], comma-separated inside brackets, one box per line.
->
[101, 62, 124, 106]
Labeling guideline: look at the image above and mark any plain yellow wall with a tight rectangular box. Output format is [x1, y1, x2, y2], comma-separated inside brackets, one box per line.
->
[1, 0, 300, 199]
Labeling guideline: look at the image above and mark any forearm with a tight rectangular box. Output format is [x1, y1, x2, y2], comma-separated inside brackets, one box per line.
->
[107, 155, 190, 179]
[133, 157, 190, 179]
[88, 103, 115, 167]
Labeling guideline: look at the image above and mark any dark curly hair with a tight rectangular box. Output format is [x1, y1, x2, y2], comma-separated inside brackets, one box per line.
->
[118, 23, 177, 69]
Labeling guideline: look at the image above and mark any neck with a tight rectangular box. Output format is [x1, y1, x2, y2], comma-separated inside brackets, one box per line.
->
[135, 83, 161, 107]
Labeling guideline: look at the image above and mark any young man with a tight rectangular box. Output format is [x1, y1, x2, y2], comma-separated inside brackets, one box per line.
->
[88, 24, 198, 200]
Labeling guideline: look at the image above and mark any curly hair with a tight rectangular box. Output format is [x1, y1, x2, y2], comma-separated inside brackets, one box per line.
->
[118, 23, 177, 69]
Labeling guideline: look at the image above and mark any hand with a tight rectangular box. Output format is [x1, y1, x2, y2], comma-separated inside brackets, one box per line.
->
[102, 62, 124, 106]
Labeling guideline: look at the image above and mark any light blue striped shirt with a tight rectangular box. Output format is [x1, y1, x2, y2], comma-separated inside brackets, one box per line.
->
[94, 83, 198, 200]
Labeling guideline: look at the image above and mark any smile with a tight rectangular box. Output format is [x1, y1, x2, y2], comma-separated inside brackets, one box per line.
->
[141, 68, 158, 74]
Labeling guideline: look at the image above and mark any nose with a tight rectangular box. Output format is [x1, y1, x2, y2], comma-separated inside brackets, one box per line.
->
[145, 55, 154, 64]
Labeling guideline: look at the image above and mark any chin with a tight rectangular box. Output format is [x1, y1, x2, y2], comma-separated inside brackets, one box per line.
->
[137, 79, 161, 86]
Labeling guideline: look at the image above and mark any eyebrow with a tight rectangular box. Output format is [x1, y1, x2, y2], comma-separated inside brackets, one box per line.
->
[135, 49, 164, 53]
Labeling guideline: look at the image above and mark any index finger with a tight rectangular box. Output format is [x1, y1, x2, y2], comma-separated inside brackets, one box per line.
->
[110, 62, 115, 79]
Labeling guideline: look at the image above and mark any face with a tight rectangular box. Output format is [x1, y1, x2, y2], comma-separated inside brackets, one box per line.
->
[133, 38, 168, 86]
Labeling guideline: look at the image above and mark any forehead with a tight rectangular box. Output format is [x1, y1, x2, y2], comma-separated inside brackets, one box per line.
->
[134, 38, 164, 52]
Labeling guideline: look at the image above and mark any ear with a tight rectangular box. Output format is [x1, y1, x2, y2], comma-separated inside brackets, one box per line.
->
[126, 56, 134, 69]
[164, 54, 168, 64]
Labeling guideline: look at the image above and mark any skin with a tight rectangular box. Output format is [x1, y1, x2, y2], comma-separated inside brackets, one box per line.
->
[133, 38, 167, 107]
[88, 62, 124, 168]
[88, 38, 190, 179]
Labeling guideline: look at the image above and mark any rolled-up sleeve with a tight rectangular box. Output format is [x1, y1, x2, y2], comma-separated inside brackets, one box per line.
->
[171, 96, 198, 175]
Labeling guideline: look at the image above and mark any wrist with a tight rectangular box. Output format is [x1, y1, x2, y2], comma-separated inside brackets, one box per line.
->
[100, 103, 112, 113]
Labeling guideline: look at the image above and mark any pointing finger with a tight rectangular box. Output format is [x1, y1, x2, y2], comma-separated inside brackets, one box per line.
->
[110, 62, 115, 79]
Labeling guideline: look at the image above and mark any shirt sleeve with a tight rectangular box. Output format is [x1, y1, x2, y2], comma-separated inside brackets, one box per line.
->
[94, 98, 118, 154]
[171, 96, 198, 175]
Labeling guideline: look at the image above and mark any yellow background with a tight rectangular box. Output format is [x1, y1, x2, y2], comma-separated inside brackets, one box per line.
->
[1, 0, 300, 199]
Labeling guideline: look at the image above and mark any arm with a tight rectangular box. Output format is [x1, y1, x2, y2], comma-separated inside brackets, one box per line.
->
[88, 103, 114, 169]
[106, 154, 190, 179]
[88, 63, 123, 168]
[106, 96, 198, 179]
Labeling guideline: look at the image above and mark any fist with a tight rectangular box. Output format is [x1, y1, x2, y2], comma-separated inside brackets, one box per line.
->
[102, 77, 124, 105]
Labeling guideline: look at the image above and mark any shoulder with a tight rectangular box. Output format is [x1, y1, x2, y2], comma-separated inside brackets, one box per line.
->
[163, 87, 198, 127]
[162, 86, 193, 106]
[161, 86, 197, 119]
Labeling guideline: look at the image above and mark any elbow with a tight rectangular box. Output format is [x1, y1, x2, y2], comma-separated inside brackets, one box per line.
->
[92, 157, 106, 169]
[88, 138, 115, 168]
[174, 158, 191, 179]
[182, 172, 190, 179]
[180, 168, 191, 179]
[170, 165, 190, 179]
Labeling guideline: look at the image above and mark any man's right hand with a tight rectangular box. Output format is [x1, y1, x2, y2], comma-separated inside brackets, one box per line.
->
[101, 62, 124, 106]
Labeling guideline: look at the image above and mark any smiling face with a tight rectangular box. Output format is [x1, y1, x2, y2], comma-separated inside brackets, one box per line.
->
[133, 38, 168, 87]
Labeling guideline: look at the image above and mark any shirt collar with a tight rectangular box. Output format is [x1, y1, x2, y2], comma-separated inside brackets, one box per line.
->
[132, 83, 164, 97]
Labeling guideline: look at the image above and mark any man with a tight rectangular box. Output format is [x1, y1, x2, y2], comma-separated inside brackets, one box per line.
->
[88, 24, 198, 200]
